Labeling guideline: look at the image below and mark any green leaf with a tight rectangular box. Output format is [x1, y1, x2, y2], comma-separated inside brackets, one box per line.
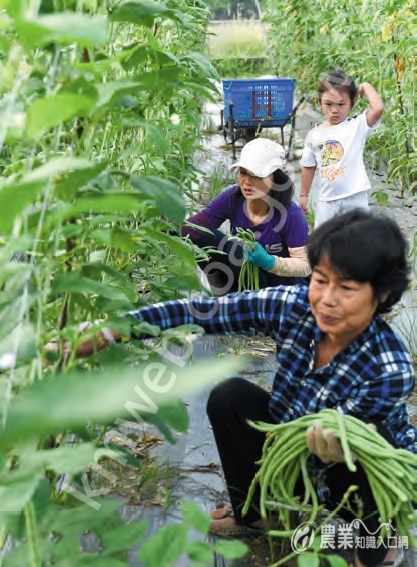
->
[78, 558, 126, 567]
[51, 499, 122, 533]
[0, 323, 36, 367]
[0, 157, 99, 230]
[26, 93, 94, 139]
[135, 67, 181, 93]
[0, 235, 33, 263]
[137, 523, 188, 567]
[54, 162, 107, 201]
[95, 79, 142, 107]
[101, 520, 147, 554]
[130, 175, 186, 224]
[214, 539, 248, 559]
[109, 0, 184, 27]
[0, 357, 245, 448]
[19, 443, 97, 475]
[145, 398, 189, 443]
[156, 398, 189, 433]
[298, 552, 320, 567]
[0, 263, 32, 293]
[120, 118, 167, 153]
[181, 501, 211, 534]
[2, 0, 25, 18]
[81, 263, 137, 303]
[325, 554, 351, 567]
[0, 472, 43, 513]
[14, 13, 108, 50]
[89, 227, 137, 254]
[185, 540, 213, 562]
[182, 51, 220, 81]
[141, 227, 195, 264]
[371, 190, 389, 205]
[74, 192, 148, 215]
[52, 272, 130, 301]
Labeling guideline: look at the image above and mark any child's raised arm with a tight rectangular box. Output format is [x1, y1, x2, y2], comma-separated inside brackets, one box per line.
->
[357, 82, 384, 127]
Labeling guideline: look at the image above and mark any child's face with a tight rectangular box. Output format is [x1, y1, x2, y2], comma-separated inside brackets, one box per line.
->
[320, 88, 353, 125]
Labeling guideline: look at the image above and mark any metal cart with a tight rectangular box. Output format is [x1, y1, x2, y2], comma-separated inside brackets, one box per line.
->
[219, 78, 305, 160]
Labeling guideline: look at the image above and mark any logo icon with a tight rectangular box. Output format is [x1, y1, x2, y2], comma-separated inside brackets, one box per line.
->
[291, 522, 316, 553]
[318, 140, 344, 166]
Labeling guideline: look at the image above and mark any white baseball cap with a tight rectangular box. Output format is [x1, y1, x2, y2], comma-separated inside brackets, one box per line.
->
[229, 138, 286, 178]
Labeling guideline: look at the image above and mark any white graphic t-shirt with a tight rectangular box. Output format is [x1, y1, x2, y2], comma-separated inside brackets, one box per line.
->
[300, 111, 380, 201]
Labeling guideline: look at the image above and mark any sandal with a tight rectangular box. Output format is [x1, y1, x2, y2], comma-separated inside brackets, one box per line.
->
[209, 506, 263, 537]
[209, 523, 263, 537]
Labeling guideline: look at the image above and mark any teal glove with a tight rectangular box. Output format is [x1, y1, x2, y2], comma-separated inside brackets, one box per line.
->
[243, 242, 275, 270]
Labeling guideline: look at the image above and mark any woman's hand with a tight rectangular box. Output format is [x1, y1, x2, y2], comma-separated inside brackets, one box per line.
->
[306, 421, 347, 464]
[243, 242, 275, 270]
[45, 323, 121, 361]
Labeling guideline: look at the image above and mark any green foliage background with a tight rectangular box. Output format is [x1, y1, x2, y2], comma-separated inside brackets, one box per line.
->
[0, 0, 249, 565]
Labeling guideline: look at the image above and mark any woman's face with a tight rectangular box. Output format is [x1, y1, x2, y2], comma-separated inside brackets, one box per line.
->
[308, 256, 379, 347]
[238, 168, 273, 200]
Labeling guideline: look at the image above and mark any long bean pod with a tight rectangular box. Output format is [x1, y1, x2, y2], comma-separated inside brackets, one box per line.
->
[244, 409, 417, 544]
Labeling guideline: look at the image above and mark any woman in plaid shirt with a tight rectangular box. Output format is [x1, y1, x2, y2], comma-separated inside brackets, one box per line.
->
[73, 209, 415, 567]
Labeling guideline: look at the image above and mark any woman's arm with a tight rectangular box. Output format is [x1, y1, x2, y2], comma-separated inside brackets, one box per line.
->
[128, 286, 295, 338]
[268, 245, 311, 277]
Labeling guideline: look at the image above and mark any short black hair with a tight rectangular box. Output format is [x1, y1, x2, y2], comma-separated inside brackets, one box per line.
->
[318, 69, 357, 106]
[307, 209, 410, 314]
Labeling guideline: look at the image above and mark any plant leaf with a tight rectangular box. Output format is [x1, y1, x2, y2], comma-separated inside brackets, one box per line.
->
[19, 443, 97, 475]
[298, 552, 320, 566]
[26, 93, 94, 139]
[51, 272, 130, 301]
[214, 539, 248, 559]
[0, 357, 245, 448]
[181, 501, 211, 534]
[109, 0, 184, 27]
[137, 523, 188, 567]
[130, 175, 186, 224]
[0, 471, 43, 513]
[14, 13, 108, 50]
[101, 520, 147, 554]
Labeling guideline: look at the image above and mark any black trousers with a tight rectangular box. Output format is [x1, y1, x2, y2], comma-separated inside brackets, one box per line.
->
[195, 229, 305, 293]
[206, 377, 393, 567]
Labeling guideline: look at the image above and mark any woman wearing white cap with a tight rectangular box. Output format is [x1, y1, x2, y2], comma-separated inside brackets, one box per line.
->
[182, 138, 311, 295]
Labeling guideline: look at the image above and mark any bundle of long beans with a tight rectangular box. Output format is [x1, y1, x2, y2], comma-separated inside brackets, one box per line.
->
[243, 409, 417, 543]
[229, 227, 259, 291]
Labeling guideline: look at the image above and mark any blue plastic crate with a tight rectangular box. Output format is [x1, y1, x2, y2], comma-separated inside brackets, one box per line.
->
[222, 78, 295, 127]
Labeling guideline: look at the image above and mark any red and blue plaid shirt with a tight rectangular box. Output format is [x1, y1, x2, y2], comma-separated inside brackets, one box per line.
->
[128, 285, 417, 453]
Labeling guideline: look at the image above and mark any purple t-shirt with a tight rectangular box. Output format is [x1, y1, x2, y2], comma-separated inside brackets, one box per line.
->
[183, 185, 309, 258]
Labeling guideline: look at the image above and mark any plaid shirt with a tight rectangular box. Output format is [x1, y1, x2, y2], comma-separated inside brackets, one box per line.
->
[128, 285, 417, 453]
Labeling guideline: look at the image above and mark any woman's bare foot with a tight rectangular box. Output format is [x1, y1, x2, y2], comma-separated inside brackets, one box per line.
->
[210, 514, 238, 531]
[209, 506, 233, 520]
[209, 506, 235, 529]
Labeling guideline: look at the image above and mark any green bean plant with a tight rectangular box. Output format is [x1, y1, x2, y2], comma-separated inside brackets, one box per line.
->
[263, 0, 417, 197]
[0, 0, 249, 564]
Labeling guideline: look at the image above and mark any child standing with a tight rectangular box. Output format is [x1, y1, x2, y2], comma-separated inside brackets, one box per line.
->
[299, 69, 384, 227]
